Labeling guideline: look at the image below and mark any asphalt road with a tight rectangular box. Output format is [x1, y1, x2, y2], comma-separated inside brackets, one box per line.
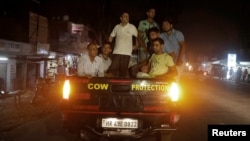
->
[171, 77, 250, 141]
[3, 77, 250, 141]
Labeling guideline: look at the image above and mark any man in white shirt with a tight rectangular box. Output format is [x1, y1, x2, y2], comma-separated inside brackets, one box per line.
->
[107, 12, 138, 77]
[77, 43, 104, 78]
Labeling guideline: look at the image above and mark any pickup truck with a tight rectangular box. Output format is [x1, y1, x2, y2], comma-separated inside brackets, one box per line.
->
[60, 76, 181, 141]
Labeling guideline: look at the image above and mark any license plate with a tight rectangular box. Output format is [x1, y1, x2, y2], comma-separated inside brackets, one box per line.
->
[102, 118, 138, 129]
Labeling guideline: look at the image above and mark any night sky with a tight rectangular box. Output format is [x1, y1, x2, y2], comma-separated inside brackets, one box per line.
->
[1, 0, 249, 60]
[42, 0, 249, 60]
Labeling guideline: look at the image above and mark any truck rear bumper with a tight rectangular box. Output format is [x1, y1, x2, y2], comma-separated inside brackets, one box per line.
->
[61, 110, 180, 139]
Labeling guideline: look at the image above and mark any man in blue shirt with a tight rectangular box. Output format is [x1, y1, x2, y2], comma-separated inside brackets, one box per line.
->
[160, 18, 187, 81]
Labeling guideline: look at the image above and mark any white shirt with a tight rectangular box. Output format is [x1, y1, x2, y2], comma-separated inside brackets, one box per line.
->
[110, 23, 138, 56]
[77, 54, 104, 77]
[99, 54, 112, 72]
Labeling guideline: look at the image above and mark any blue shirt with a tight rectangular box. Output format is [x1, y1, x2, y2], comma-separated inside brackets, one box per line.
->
[160, 29, 185, 63]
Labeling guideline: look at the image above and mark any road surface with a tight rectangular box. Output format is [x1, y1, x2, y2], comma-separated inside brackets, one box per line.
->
[2, 77, 250, 141]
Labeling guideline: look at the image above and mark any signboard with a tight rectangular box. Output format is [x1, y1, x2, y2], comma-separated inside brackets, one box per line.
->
[227, 54, 237, 68]
[227, 53, 237, 79]
[0, 39, 33, 55]
[0, 40, 21, 52]
[58, 32, 88, 54]
[71, 23, 84, 34]
[29, 12, 48, 45]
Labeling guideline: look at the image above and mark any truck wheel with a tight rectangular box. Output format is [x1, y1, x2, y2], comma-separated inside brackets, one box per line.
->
[156, 131, 172, 141]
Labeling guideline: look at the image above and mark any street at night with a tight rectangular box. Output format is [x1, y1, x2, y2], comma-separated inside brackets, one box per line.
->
[1, 76, 250, 141]
[1, 1, 250, 141]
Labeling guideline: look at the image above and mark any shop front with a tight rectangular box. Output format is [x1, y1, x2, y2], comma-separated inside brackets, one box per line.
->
[0, 39, 34, 91]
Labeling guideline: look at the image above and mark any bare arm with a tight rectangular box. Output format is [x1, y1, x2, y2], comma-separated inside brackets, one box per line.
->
[176, 41, 187, 66]
[168, 52, 176, 62]
[137, 30, 148, 53]
[108, 36, 113, 43]
[133, 36, 139, 50]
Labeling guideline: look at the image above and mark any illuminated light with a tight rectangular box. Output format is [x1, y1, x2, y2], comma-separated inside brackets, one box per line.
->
[0, 57, 8, 61]
[161, 124, 170, 128]
[63, 80, 70, 99]
[67, 55, 71, 60]
[227, 53, 237, 79]
[188, 65, 192, 71]
[186, 62, 189, 66]
[203, 71, 208, 76]
[48, 55, 55, 59]
[168, 82, 180, 102]
[139, 81, 147, 86]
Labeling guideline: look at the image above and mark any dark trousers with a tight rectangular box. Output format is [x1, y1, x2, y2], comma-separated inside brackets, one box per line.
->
[107, 54, 130, 77]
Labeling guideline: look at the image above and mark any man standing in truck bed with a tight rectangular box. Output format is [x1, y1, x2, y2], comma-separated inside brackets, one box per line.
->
[137, 7, 159, 63]
[107, 12, 138, 78]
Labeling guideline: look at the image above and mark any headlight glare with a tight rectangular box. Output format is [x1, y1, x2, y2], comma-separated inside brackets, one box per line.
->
[168, 82, 179, 102]
[63, 80, 70, 99]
